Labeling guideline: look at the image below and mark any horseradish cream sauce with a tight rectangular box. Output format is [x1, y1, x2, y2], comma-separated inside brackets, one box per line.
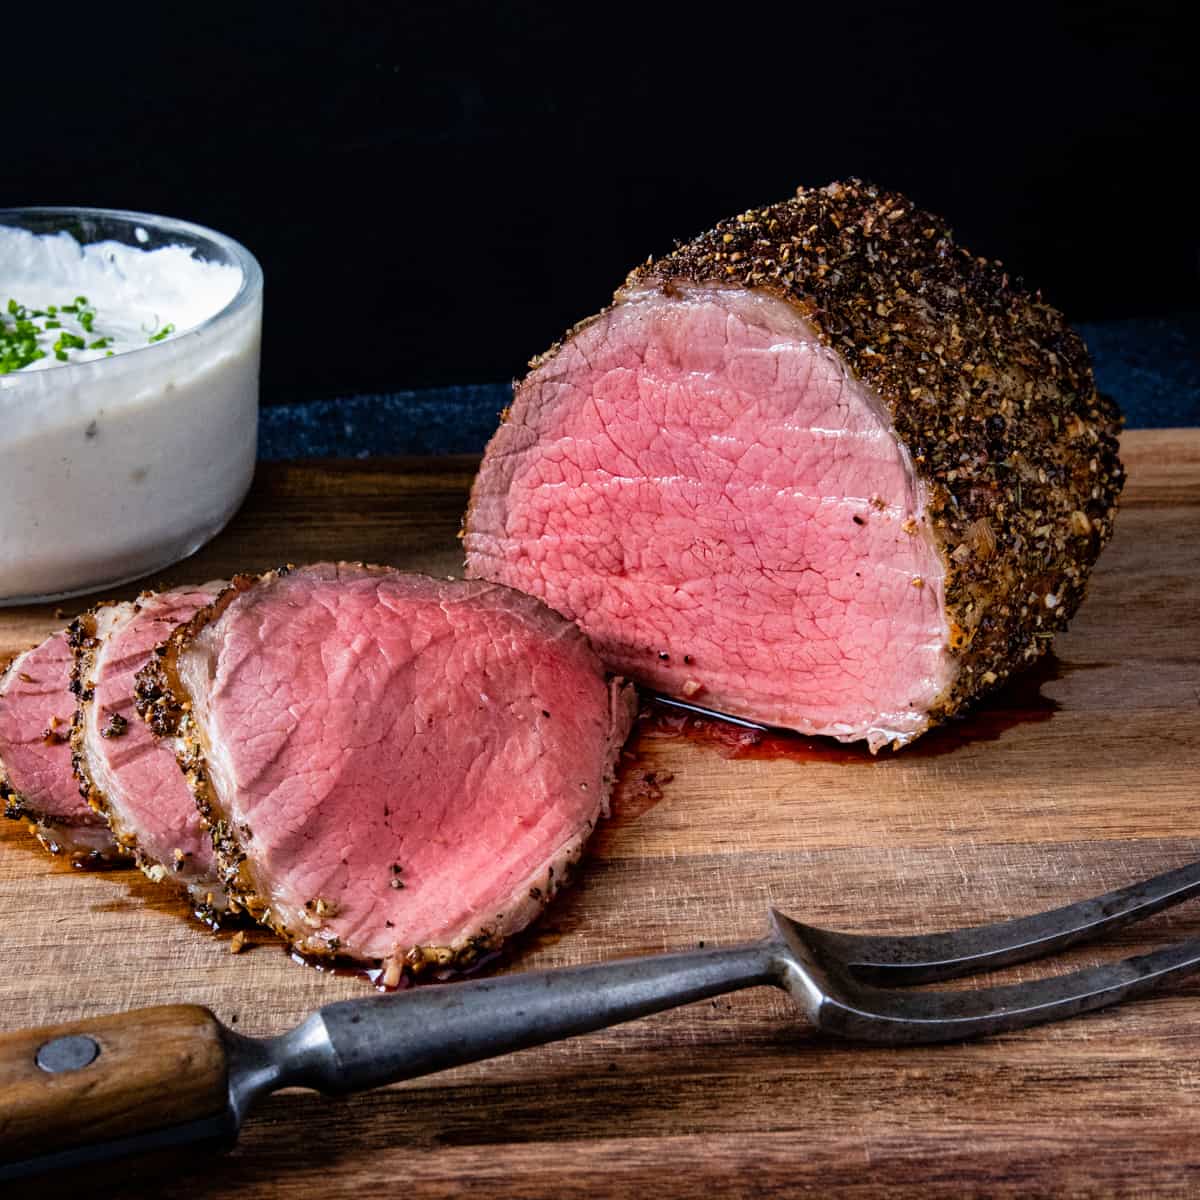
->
[0, 222, 261, 603]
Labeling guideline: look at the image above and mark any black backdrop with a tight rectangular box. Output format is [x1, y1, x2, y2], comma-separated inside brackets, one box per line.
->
[5, 1, 1195, 405]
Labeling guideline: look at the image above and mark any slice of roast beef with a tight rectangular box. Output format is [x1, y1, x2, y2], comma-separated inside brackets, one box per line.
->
[136, 563, 636, 979]
[464, 179, 1124, 750]
[0, 630, 122, 862]
[71, 585, 230, 918]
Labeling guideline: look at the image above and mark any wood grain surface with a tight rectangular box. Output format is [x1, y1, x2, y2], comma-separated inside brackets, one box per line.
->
[1, 429, 1198, 1198]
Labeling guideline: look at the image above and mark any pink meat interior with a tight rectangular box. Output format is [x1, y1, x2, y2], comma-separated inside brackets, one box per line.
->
[0, 631, 100, 829]
[87, 589, 218, 885]
[180, 567, 624, 960]
[467, 283, 953, 747]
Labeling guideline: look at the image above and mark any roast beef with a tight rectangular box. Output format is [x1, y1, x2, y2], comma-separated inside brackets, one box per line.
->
[136, 563, 635, 978]
[71, 586, 229, 917]
[464, 179, 1124, 749]
[0, 630, 121, 861]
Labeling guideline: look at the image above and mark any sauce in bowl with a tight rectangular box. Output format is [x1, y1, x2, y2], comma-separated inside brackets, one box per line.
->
[0, 208, 262, 605]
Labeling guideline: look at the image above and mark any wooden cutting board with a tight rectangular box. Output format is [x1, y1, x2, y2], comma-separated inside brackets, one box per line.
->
[2, 428, 1198, 1198]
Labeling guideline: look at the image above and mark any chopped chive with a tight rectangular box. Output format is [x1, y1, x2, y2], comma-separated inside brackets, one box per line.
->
[2, 294, 173, 371]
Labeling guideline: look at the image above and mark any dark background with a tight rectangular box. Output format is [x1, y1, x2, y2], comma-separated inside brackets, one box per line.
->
[4, 1, 1195, 406]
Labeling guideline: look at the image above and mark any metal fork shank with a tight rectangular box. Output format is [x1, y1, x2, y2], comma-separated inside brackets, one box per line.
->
[232, 940, 781, 1113]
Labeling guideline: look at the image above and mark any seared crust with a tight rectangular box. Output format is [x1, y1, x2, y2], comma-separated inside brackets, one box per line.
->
[626, 179, 1123, 722]
[69, 595, 228, 921]
[0, 768, 19, 820]
[135, 563, 633, 976]
[135, 573, 263, 925]
[487, 179, 1123, 731]
[68, 602, 117, 825]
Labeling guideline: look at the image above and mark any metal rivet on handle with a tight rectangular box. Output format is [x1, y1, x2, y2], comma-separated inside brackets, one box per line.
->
[35, 1034, 100, 1074]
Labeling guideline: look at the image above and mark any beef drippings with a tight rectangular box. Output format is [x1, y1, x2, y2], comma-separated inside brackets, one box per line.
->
[639, 654, 1067, 762]
[289, 941, 513, 993]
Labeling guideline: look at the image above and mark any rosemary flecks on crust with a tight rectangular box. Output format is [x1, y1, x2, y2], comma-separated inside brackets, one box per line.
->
[612, 178, 1123, 728]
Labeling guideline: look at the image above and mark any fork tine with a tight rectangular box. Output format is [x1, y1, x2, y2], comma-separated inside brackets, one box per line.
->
[797, 859, 1200, 985]
[817, 937, 1200, 1043]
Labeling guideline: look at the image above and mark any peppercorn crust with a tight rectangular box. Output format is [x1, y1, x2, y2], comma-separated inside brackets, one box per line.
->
[134, 571, 281, 935]
[493, 179, 1123, 731]
[66, 605, 150, 868]
[68, 604, 114, 826]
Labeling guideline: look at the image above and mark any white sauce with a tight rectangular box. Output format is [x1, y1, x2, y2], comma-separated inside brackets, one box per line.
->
[1, 227, 242, 370]
[0, 223, 261, 603]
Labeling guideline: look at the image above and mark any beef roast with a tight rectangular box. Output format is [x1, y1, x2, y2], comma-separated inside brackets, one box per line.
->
[0, 630, 121, 861]
[71, 586, 229, 917]
[464, 180, 1124, 749]
[136, 563, 636, 978]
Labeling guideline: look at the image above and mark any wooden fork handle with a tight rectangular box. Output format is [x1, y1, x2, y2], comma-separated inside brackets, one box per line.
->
[0, 1004, 229, 1164]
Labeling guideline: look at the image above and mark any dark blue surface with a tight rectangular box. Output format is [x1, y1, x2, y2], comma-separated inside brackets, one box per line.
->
[260, 383, 508, 460]
[258, 315, 1199, 460]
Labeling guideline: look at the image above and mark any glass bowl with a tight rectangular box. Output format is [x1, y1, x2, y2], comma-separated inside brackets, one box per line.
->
[0, 207, 262, 605]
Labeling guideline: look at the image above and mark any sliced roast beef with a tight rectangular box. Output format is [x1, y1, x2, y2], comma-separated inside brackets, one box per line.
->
[136, 563, 636, 978]
[0, 630, 121, 861]
[71, 586, 229, 917]
[464, 179, 1124, 749]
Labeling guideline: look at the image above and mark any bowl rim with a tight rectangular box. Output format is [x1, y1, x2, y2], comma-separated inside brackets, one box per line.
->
[0, 205, 263, 388]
